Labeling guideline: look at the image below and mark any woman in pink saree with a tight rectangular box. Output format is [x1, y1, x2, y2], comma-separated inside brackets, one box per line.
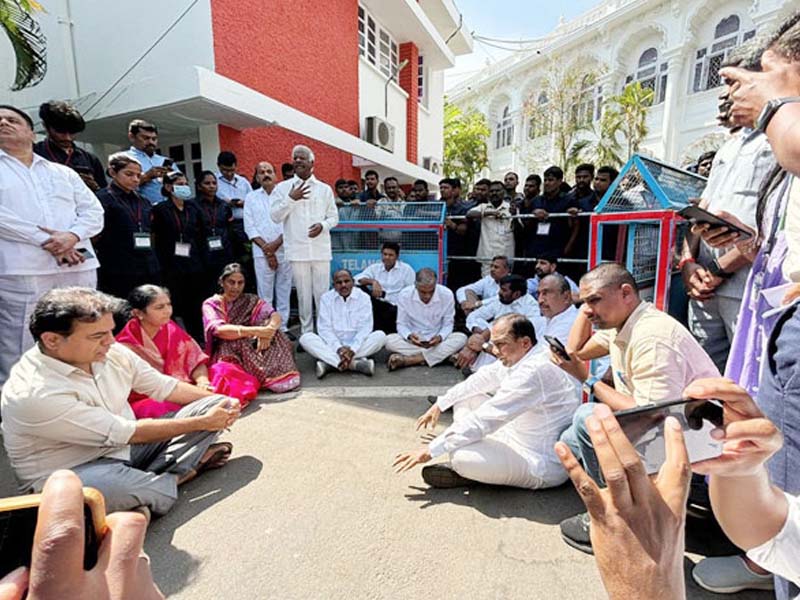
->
[117, 284, 258, 418]
[202, 263, 301, 393]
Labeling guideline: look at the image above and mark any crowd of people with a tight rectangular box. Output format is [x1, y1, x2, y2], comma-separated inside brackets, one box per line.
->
[0, 9, 799, 599]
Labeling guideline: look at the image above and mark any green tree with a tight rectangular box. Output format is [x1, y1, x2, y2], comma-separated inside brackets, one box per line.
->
[607, 81, 654, 161]
[443, 101, 490, 186]
[0, 0, 47, 90]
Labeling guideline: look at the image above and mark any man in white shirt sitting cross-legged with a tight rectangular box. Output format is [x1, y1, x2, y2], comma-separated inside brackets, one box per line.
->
[453, 274, 539, 373]
[0, 287, 241, 518]
[393, 313, 580, 489]
[354, 241, 415, 334]
[385, 268, 467, 370]
[455, 255, 511, 316]
[299, 269, 387, 378]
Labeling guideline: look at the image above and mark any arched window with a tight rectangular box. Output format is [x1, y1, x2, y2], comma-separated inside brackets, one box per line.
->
[692, 15, 756, 93]
[527, 92, 551, 140]
[576, 74, 602, 126]
[625, 47, 668, 104]
[495, 105, 514, 150]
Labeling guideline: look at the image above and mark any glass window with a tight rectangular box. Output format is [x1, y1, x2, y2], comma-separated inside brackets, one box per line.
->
[691, 15, 749, 94]
[495, 105, 514, 150]
[625, 48, 667, 105]
[359, 5, 398, 78]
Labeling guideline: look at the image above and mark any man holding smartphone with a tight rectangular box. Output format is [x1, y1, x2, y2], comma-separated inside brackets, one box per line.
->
[679, 48, 776, 373]
[125, 119, 176, 205]
[550, 263, 718, 554]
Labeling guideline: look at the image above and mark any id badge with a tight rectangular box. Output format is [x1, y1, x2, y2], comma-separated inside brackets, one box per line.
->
[207, 236, 223, 251]
[174, 241, 191, 257]
[133, 232, 152, 250]
[537, 222, 551, 235]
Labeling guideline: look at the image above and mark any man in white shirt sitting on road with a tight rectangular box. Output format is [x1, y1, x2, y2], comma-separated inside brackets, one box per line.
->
[300, 270, 386, 378]
[456, 255, 510, 316]
[526, 253, 579, 302]
[385, 268, 467, 371]
[0, 287, 241, 518]
[453, 275, 540, 373]
[394, 313, 580, 489]
[244, 161, 292, 331]
[354, 242, 415, 334]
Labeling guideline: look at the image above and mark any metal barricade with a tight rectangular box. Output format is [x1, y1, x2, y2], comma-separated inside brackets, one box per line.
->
[331, 202, 446, 280]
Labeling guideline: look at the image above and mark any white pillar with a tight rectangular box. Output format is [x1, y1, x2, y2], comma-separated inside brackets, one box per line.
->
[659, 48, 687, 163]
[199, 124, 220, 172]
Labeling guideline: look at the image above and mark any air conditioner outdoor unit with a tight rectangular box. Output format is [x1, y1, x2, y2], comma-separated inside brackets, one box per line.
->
[423, 156, 441, 174]
[365, 116, 395, 153]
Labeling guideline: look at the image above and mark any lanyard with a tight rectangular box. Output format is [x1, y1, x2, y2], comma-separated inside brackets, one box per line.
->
[109, 187, 144, 231]
[204, 200, 218, 232]
[762, 174, 791, 259]
[172, 205, 188, 242]
[44, 139, 73, 166]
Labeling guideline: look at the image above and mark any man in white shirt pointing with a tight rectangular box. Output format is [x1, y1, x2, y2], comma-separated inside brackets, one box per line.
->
[270, 145, 339, 334]
[394, 313, 579, 489]
[300, 269, 386, 378]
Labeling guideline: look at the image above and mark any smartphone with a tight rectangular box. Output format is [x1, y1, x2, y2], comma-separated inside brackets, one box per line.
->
[544, 335, 570, 361]
[162, 159, 174, 169]
[0, 487, 107, 576]
[678, 205, 753, 240]
[615, 398, 724, 474]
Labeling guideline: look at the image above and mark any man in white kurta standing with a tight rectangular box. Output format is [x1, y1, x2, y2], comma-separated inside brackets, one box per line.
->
[299, 269, 386, 378]
[244, 161, 292, 331]
[0, 105, 104, 387]
[468, 180, 515, 276]
[270, 145, 339, 334]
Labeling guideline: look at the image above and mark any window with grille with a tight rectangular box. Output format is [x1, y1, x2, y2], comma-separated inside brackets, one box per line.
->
[625, 48, 667, 105]
[418, 55, 428, 106]
[691, 15, 754, 93]
[495, 105, 514, 149]
[575, 76, 602, 127]
[358, 4, 397, 78]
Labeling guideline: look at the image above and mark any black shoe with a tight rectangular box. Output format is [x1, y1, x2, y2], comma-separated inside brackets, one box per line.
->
[560, 512, 593, 555]
[421, 464, 476, 488]
[284, 330, 297, 342]
[426, 395, 438, 405]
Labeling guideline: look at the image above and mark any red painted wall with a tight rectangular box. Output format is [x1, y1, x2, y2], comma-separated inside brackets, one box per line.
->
[211, 0, 360, 184]
[398, 42, 419, 165]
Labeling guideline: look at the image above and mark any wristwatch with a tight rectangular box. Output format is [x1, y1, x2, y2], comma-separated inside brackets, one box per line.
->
[755, 97, 800, 133]
[582, 375, 601, 396]
[708, 258, 733, 279]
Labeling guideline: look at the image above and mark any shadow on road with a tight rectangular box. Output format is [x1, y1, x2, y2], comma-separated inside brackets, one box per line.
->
[402, 482, 585, 525]
[144, 455, 263, 597]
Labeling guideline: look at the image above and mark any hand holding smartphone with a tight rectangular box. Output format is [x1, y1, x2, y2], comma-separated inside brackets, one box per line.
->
[615, 398, 724, 474]
[678, 205, 753, 240]
[544, 335, 570, 361]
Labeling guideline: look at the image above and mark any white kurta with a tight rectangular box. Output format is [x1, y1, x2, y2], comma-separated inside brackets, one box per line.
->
[354, 260, 416, 305]
[466, 293, 541, 332]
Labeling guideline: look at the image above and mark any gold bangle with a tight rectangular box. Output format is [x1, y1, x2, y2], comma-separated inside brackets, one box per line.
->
[237, 326, 242, 337]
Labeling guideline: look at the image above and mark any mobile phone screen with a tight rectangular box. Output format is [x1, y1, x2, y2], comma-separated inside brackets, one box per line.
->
[544, 335, 570, 361]
[678, 206, 753, 240]
[0, 504, 101, 576]
[615, 399, 724, 474]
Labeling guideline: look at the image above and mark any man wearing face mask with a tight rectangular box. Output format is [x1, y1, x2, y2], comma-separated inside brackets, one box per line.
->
[244, 161, 292, 331]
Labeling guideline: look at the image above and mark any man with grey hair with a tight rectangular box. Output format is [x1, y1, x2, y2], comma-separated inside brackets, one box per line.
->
[385, 268, 467, 369]
[1, 287, 241, 517]
[271, 145, 339, 334]
[0, 104, 104, 389]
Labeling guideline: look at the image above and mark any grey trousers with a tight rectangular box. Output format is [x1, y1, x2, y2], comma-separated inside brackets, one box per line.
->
[64, 395, 226, 516]
[688, 295, 742, 374]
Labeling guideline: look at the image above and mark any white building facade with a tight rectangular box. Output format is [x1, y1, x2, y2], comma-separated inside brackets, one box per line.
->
[448, 0, 794, 181]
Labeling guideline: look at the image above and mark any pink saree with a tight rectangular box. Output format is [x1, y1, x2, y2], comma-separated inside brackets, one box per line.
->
[202, 293, 301, 393]
[117, 318, 211, 418]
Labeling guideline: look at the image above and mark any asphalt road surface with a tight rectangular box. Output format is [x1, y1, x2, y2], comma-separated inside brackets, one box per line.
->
[0, 350, 774, 599]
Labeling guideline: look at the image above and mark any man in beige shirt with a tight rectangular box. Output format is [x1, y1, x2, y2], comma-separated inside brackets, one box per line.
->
[1, 288, 241, 516]
[550, 262, 718, 554]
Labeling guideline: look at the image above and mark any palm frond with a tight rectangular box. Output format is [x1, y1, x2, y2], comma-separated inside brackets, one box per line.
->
[0, 0, 47, 91]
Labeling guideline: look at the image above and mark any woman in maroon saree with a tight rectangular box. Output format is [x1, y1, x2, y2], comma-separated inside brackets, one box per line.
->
[202, 263, 301, 392]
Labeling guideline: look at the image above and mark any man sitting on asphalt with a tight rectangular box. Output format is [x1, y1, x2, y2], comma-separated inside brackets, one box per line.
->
[354, 242, 416, 334]
[393, 314, 579, 489]
[456, 255, 511, 316]
[453, 275, 540, 373]
[385, 268, 467, 371]
[1, 287, 241, 517]
[300, 269, 386, 378]
[526, 254, 579, 302]
[550, 262, 718, 554]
